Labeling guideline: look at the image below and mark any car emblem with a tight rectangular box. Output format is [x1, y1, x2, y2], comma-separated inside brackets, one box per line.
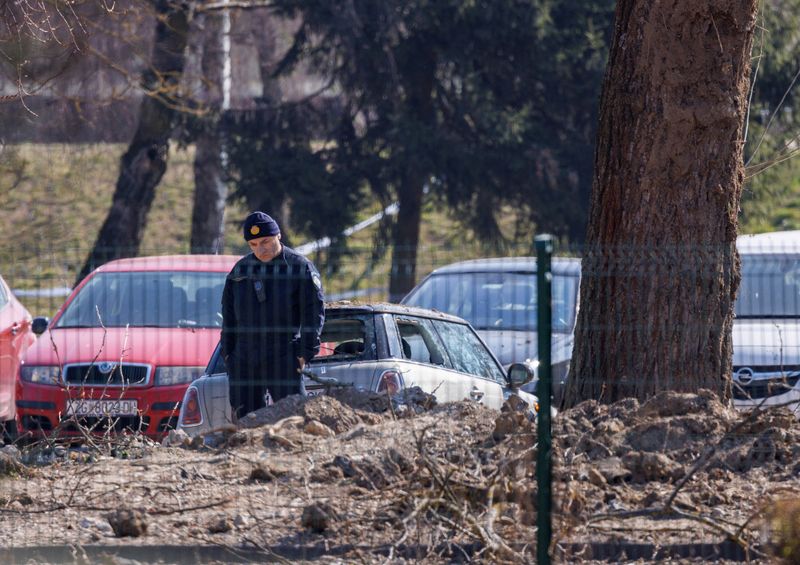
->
[735, 367, 754, 385]
[98, 362, 117, 375]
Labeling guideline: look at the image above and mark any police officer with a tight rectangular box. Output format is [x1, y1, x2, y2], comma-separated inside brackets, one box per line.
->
[221, 211, 325, 417]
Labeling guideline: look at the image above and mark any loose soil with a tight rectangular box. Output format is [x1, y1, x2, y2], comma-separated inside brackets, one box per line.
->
[0, 388, 796, 563]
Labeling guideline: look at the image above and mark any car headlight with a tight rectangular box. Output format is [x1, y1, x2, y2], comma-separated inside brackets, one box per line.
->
[154, 366, 205, 386]
[20, 365, 61, 385]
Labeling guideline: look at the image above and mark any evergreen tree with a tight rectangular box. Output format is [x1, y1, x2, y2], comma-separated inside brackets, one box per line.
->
[230, 0, 615, 298]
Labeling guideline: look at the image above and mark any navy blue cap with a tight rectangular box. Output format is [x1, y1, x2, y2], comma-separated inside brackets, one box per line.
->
[243, 211, 280, 241]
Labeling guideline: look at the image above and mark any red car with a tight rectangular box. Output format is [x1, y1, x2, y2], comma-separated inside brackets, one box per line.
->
[16, 255, 238, 439]
[0, 275, 36, 440]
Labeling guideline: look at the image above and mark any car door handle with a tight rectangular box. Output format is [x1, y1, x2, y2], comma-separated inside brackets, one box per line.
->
[469, 387, 485, 402]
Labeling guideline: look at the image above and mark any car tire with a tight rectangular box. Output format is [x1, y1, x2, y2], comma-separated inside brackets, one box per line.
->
[0, 419, 18, 445]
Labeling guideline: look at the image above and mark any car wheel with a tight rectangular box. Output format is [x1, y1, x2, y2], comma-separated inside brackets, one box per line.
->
[0, 419, 18, 445]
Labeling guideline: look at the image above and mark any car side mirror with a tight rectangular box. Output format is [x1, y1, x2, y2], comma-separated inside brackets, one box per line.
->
[31, 317, 50, 336]
[508, 363, 534, 388]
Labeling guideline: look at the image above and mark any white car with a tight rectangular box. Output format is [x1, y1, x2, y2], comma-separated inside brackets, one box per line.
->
[178, 303, 538, 436]
[734, 231, 800, 416]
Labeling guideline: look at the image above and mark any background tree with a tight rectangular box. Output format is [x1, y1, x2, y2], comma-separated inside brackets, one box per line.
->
[77, 0, 192, 283]
[188, 11, 227, 255]
[739, 0, 800, 232]
[253, 0, 614, 300]
[225, 102, 366, 248]
[563, 0, 759, 405]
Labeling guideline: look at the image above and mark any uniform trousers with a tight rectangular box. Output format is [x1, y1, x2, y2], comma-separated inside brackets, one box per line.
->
[229, 353, 301, 417]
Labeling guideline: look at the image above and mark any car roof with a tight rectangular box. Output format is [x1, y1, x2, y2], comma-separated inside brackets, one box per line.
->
[737, 231, 800, 255]
[325, 301, 470, 324]
[94, 255, 240, 273]
[421, 256, 581, 276]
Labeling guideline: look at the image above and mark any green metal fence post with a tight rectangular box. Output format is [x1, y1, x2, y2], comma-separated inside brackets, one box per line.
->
[535, 234, 553, 565]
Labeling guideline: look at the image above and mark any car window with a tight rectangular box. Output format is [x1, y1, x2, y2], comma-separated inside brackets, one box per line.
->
[736, 255, 800, 318]
[403, 271, 579, 333]
[431, 319, 507, 382]
[395, 317, 446, 366]
[56, 272, 226, 328]
[313, 316, 375, 363]
[208, 344, 226, 375]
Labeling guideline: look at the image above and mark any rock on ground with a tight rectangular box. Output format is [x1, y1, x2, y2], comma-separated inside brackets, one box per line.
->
[106, 508, 148, 538]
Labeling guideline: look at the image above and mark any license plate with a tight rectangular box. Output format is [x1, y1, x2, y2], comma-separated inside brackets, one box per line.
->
[66, 399, 139, 417]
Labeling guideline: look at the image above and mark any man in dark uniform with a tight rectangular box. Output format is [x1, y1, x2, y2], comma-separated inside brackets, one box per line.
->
[221, 211, 325, 417]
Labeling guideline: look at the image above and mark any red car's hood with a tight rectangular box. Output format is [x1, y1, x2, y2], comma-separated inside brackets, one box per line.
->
[22, 327, 220, 367]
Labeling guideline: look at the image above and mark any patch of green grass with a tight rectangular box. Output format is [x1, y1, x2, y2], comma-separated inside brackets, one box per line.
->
[0, 143, 248, 313]
[0, 143, 536, 314]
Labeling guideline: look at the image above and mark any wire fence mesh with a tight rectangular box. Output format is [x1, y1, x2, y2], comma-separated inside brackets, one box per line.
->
[0, 236, 798, 562]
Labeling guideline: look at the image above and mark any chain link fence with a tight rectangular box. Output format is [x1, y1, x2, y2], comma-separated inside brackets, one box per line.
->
[0, 236, 799, 561]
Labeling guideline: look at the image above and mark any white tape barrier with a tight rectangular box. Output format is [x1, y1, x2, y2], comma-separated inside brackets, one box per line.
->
[294, 202, 399, 256]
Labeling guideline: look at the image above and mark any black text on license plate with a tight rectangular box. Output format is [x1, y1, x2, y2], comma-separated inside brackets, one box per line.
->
[67, 399, 139, 416]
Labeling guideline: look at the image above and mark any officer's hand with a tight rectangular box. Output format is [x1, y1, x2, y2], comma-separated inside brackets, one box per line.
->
[297, 357, 306, 372]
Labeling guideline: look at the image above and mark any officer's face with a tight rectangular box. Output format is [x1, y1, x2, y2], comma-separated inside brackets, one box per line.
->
[249, 234, 282, 262]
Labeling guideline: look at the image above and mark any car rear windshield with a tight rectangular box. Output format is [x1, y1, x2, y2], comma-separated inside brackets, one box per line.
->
[56, 272, 227, 328]
[736, 255, 800, 318]
[404, 271, 578, 332]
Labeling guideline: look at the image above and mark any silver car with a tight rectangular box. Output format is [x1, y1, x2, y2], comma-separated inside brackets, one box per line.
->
[177, 303, 536, 436]
[733, 231, 800, 416]
[401, 257, 580, 394]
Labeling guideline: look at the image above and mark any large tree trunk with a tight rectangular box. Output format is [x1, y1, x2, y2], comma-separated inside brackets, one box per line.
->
[563, 0, 758, 406]
[77, 0, 190, 284]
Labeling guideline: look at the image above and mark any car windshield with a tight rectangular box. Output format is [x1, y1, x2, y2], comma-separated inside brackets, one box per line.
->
[57, 272, 227, 328]
[431, 319, 507, 382]
[404, 271, 579, 332]
[736, 255, 800, 318]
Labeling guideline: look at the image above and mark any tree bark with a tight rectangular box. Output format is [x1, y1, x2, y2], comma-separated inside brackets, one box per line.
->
[190, 11, 227, 255]
[77, 0, 190, 284]
[191, 132, 227, 253]
[388, 173, 426, 302]
[564, 0, 758, 406]
[387, 49, 436, 302]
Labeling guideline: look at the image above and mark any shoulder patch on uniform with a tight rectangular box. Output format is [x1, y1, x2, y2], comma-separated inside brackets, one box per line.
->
[312, 272, 322, 290]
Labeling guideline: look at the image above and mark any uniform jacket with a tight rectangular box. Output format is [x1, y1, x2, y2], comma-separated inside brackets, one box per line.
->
[220, 246, 325, 380]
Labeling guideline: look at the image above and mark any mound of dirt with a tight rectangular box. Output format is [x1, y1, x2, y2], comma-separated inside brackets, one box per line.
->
[237, 385, 436, 435]
[551, 389, 800, 559]
[4, 387, 799, 562]
[557, 389, 800, 477]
